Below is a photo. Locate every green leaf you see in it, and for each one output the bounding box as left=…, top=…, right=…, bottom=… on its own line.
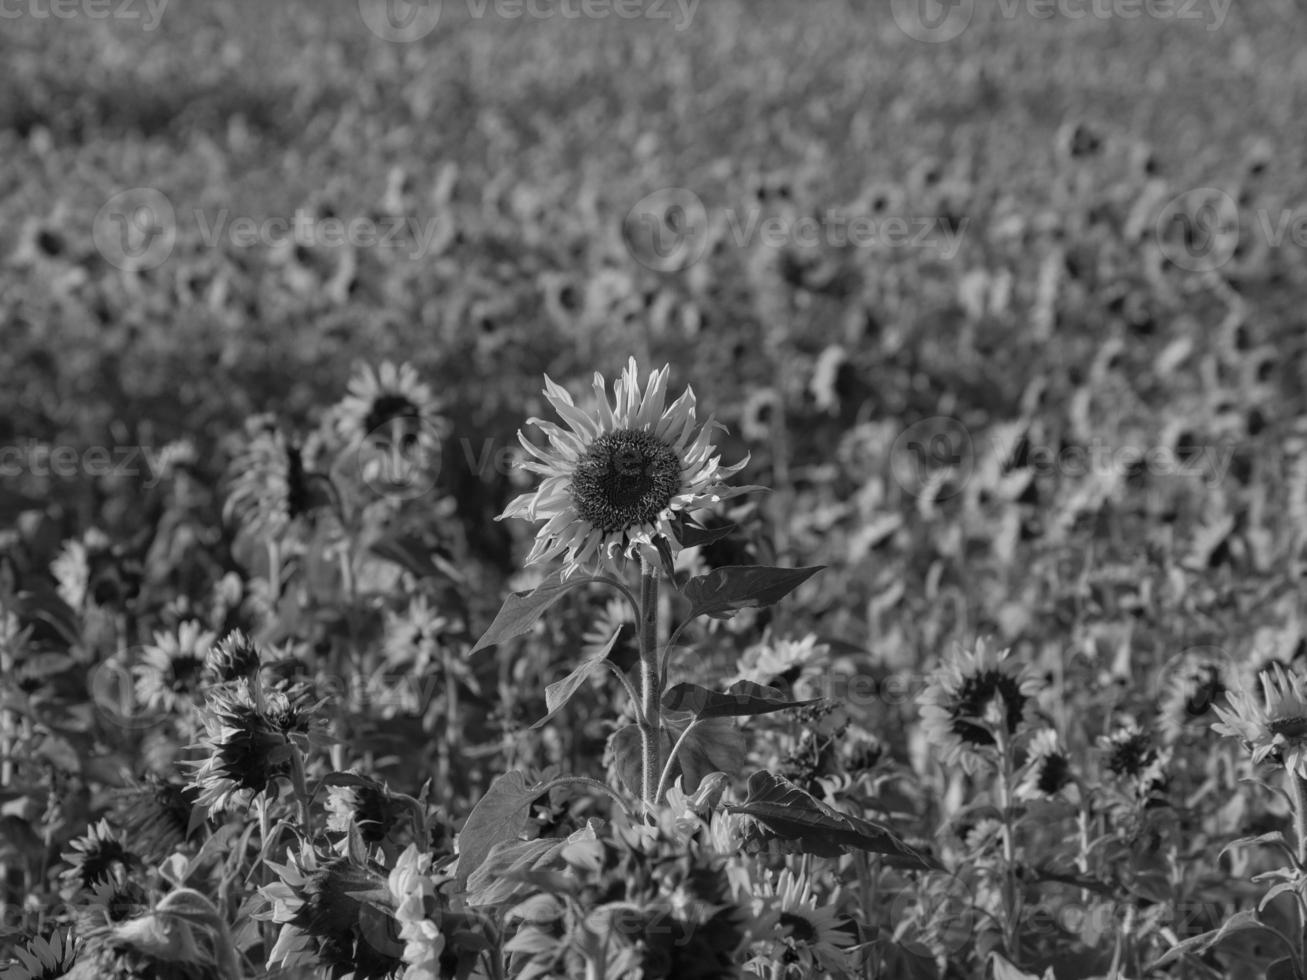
left=662, top=680, right=820, bottom=719
left=668, top=514, right=738, bottom=549
left=469, top=574, right=594, bottom=655
left=682, top=565, right=824, bottom=619
left=368, top=533, right=462, bottom=584
left=455, top=771, right=545, bottom=886
left=531, top=631, right=621, bottom=730
left=606, top=718, right=746, bottom=797
left=727, top=770, right=940, bottom=869
left=1266, top=956, right=1299, bottom=980
left=1150, top=909, right=1277, bottom=969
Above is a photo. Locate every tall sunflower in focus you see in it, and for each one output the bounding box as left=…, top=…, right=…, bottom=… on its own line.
left=1213, top=663, right=1307, bottom=777
left=499, top=358, right=748, bottom=577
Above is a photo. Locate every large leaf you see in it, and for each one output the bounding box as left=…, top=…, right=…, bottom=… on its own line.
left=455, top=771, right=545, bottom=885
left=469, top=574, right=593, bottom=655
left=531, top=631, right=621, bottom=730
left=728, top=770, right=940, bottom=869
left=682, top=565, right=824, bottom=619
left=466, top=822, right=601, bottom=908
left=607, top=717, right=747, bottom=798
left=668, top=514, right=739, bottom=549
left=662, top=680, right=819, bottom=719
left=1150, top=909, right=1276, bottom=969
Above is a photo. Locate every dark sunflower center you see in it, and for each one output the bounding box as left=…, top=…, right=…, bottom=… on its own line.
left=950, top=670, right=1026, bottom=747
left=1107, top=733, right=1155, bottom=777
left=1036, top=753, right=1073, bottom=795
left=1269, top=717, right=1307, bottom=739
left=779, top=911, right=818, bottom=945
left=1184, top=667, right=1225, bottom=717
left=570, top=428, right=682, bottom=534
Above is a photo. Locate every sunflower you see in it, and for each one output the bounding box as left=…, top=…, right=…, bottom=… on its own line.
left=1213, top=663, right=1307, bottom=777
left=223, top=418, right=323, bottom=541
left=111, top=777, right=202, bottom=863
left=334, top=361, right=444, bottom=494
left=749, top=868, right=854, bottom=977
left=187, top=683, right=322, bottom=816
left=382, top=597, right=448, bottom=674
left=732, top=633, right=830, bottom=700
left=1158, top=649, right=1235, bottom=743
left=134, top=622, right=216, bottom=716
left=0, top=929, right=78, bottom=980
left=262, top=841, right=403, bottom=980
left=1015, top=729, right=1074, bottom=801
left=1099, top=723, right=1169, bottom=797
left=60, top=820, right=139, bottom=897
left=203, top=630, right=262, bottom=686
left=498, top=358, right=749, bottom=577
left=917, top=640, right=1041, bottom=773
left=325, top=774, right=405, bottom=845
left=73, top=888, right=239, bottom=980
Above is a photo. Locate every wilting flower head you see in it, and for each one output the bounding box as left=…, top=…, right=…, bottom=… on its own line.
left=187, top=683, right=321, bottom=815
left=0, top=929, right=79, bottom=980
left=1213, top=663, right=1307, bottom=777
left=498, top=358, right=749, bottom=577
left=387, top=845, right=445, bottom=980
left=203, top=630, right=262, bottom=685
left=134, top=621, right=217, bottom=715
left=60, top=819, right=139, bottom=897
left=263, top=841, right=403, bottom=980
left=75, top=888, right=239, bottom=980
left=1015, top=729, right=1074, bottom=801
left=918, top=640, right=1041, bottom=773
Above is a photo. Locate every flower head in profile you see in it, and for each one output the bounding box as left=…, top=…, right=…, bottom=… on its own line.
left=60, top=819, right=139, bottom=897
left=387, top=845, right=446, bottom=980
left=1213, top=663, right=1307, bottom=777
left=325, top=773, right=405, bottom=845
left=498, top=358, right=749, bottom=577
left=111, top=776, right=202, bottom=863
left=203, top=630, right=262, bottom=686
left=224, top=417, right=325, bottom=541
left=918, top=640, right=1041, bottom=773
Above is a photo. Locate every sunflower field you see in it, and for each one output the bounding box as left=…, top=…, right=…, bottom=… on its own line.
left=3, top=1, right=1307, bottom=978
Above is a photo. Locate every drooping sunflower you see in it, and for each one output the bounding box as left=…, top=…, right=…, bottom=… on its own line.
left=203, top=630, right=262, bottom=686
left=1213, top=663, right=1307, bottom=777
left=917, top=640, right=1042, bottom=773
left=498, top=358, right=749, bottom=577
left=111, top=776, right=202, bottom=863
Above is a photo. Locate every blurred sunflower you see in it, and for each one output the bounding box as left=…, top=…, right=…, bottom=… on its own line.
left=111, top=777, right=202, bottom=863
left=1158, top=649, right=1234, bottom=743
left=224, top=419, right=325, bottom=541
left=325, top=774, right=405, bottom=845
left=1015, top=729, right=1074, bottom=802
left=498, top=358, right=749, bottom=577
left=0, top=929, right=78, bottom=980
left=918, top=640, right=1041, bottom=773
left=60, top=820, right=139, bottom=897
left=733, top=633, right=830, bottom=699
left=750, top=868, right=854, bottom=977
left=1214, top=663, right=1307, bottom=776
left=382, top=597, right=448, bottom=674
left=202, top=630, right=261, bottom=686
left=134, top=621, right=216, bottom=715
left=71, top=887, right=239, bottom=980
left=335, top=361, right=445, bottom=493
left=1099, top=724, right=1169, bottom=796
left=187, top=683, right=322, bottom=815
left=262, top=841, right=403, bottom=980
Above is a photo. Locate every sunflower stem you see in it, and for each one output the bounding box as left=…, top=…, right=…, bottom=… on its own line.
left=637, top=564, right=662, bottom=812
left=1291, top=771, right=1307, bottom=867
left=993, top=723, right=1022, bottom=960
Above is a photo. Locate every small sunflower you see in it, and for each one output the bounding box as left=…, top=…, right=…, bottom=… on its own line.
left=187, top=683, right=322, bottom=816
left=262, top=841, right=403, bottom=980
left=1213, top=663, right=1307, bottom=777
left=134, top=621, right=216, bottom=715
left=917, top=640, right=1041, bottom=773
left=60, top=820, right=139, bottom=897
left=733, top=633, right=830, bottom=699
left=498, top=358, right=749, bottom=577
left=223, top=417, right=324, bottom=541
left=1015, top=729, right=1074, bottom=801
left=0, top=929, right=79, bottom=980
left=203, top=630, right=262, bottom=686
left=750, top=868, right=854, bottom=977
left=382, top=597, right=448, bottom=674
left=111, top=777, right=202, bottom=863
left=335, top=361, right=444, bottom=493
left=325, top=774, right=405, bottom=845
left=1158, top=649, right=1234, bottom=743
left=1099, top=724, right=1169, bottom=797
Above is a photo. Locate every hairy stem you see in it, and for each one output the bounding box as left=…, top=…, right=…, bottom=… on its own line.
left=637, top=565, right=662, bottom=810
